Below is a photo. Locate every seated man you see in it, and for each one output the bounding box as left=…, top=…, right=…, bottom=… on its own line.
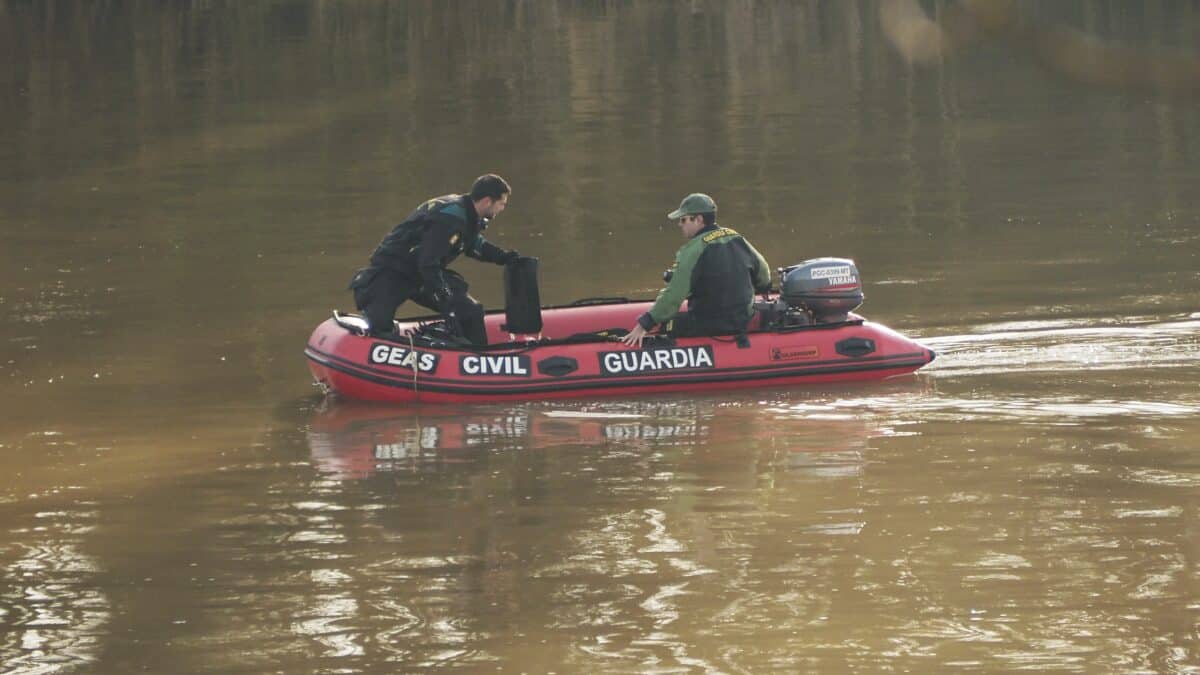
left=622, top=193, right=771, bottom=348
left=348, top=174, right=520, bottom=345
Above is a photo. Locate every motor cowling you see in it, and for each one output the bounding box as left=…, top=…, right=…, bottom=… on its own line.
left=780, top=257, right=864, bottom=323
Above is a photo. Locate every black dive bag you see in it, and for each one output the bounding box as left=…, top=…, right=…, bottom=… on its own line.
left=503, top=256, right=543, bottom=334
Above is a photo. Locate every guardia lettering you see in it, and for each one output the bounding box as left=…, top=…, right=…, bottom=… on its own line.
left=599, top=346, right=715, bottom=375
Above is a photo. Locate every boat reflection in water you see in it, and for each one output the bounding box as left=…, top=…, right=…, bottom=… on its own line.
left=304, top=381, right=931, bottom=481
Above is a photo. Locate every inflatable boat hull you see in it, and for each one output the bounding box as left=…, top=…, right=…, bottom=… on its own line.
left=304, top=299, right=934, bottom=404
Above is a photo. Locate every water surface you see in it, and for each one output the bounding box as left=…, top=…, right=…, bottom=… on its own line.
left=2, top=2, right=1199, bottom=672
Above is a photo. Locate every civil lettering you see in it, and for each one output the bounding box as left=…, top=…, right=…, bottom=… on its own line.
left=459, top=354, right=531, bottom=377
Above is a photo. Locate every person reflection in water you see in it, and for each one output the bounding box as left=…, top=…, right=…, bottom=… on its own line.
left=622, top=193, right=772, bottom=348
left=348, top=174, right=521, bottom=345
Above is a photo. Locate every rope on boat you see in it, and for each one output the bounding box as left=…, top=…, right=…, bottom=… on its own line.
left=408, top=331, right=420, bottom=402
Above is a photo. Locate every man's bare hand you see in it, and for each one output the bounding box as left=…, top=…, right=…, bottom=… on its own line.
left=621, top=324, right=649, bottom=348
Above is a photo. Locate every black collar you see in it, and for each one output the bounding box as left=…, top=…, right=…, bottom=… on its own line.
left=459, top=194, right=481, bottom=225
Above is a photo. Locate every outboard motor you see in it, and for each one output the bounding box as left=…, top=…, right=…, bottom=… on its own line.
left=780, top=257, right=864, bottom=323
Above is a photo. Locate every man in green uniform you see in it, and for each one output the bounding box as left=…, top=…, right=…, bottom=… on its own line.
left=622, top=193, right=772, bottom=348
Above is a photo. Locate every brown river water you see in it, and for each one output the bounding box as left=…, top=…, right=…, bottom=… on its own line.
left=2, top=2, right=1199, bottom=672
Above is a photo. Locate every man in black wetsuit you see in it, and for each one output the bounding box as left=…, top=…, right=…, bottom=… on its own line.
left=348, top=174, right=519, bottom=345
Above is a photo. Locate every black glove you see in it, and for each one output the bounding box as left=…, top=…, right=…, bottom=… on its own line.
left=497, top=249, right=520, bottom=265
left=430, top=286, right=452, bottom=313
left=443, top=310, right=463, bottom=338
left=662, top=268, right=674, bottom=282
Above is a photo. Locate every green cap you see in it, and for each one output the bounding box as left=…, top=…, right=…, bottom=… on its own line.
left=667, top=193, right=717, bottom=219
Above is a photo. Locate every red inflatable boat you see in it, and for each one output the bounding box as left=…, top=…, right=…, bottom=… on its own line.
left=306, top=284, right=935, bottom=406
left=305, top=258, right=935, bottom=404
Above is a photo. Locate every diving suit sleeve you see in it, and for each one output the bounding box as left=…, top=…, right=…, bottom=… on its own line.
left=468, top=235, right=510, bottom=264
left=416, top=218, right=458, bottom=296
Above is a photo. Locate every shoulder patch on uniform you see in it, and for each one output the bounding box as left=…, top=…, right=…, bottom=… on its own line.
left=702, top=227, right=738, bottom=243
left=439, top=203, right=468, bottom=222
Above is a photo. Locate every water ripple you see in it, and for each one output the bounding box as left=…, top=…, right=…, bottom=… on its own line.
left=923, top=316, right=1200, bottom=377
left=0, top=510, right=109, bottom=674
